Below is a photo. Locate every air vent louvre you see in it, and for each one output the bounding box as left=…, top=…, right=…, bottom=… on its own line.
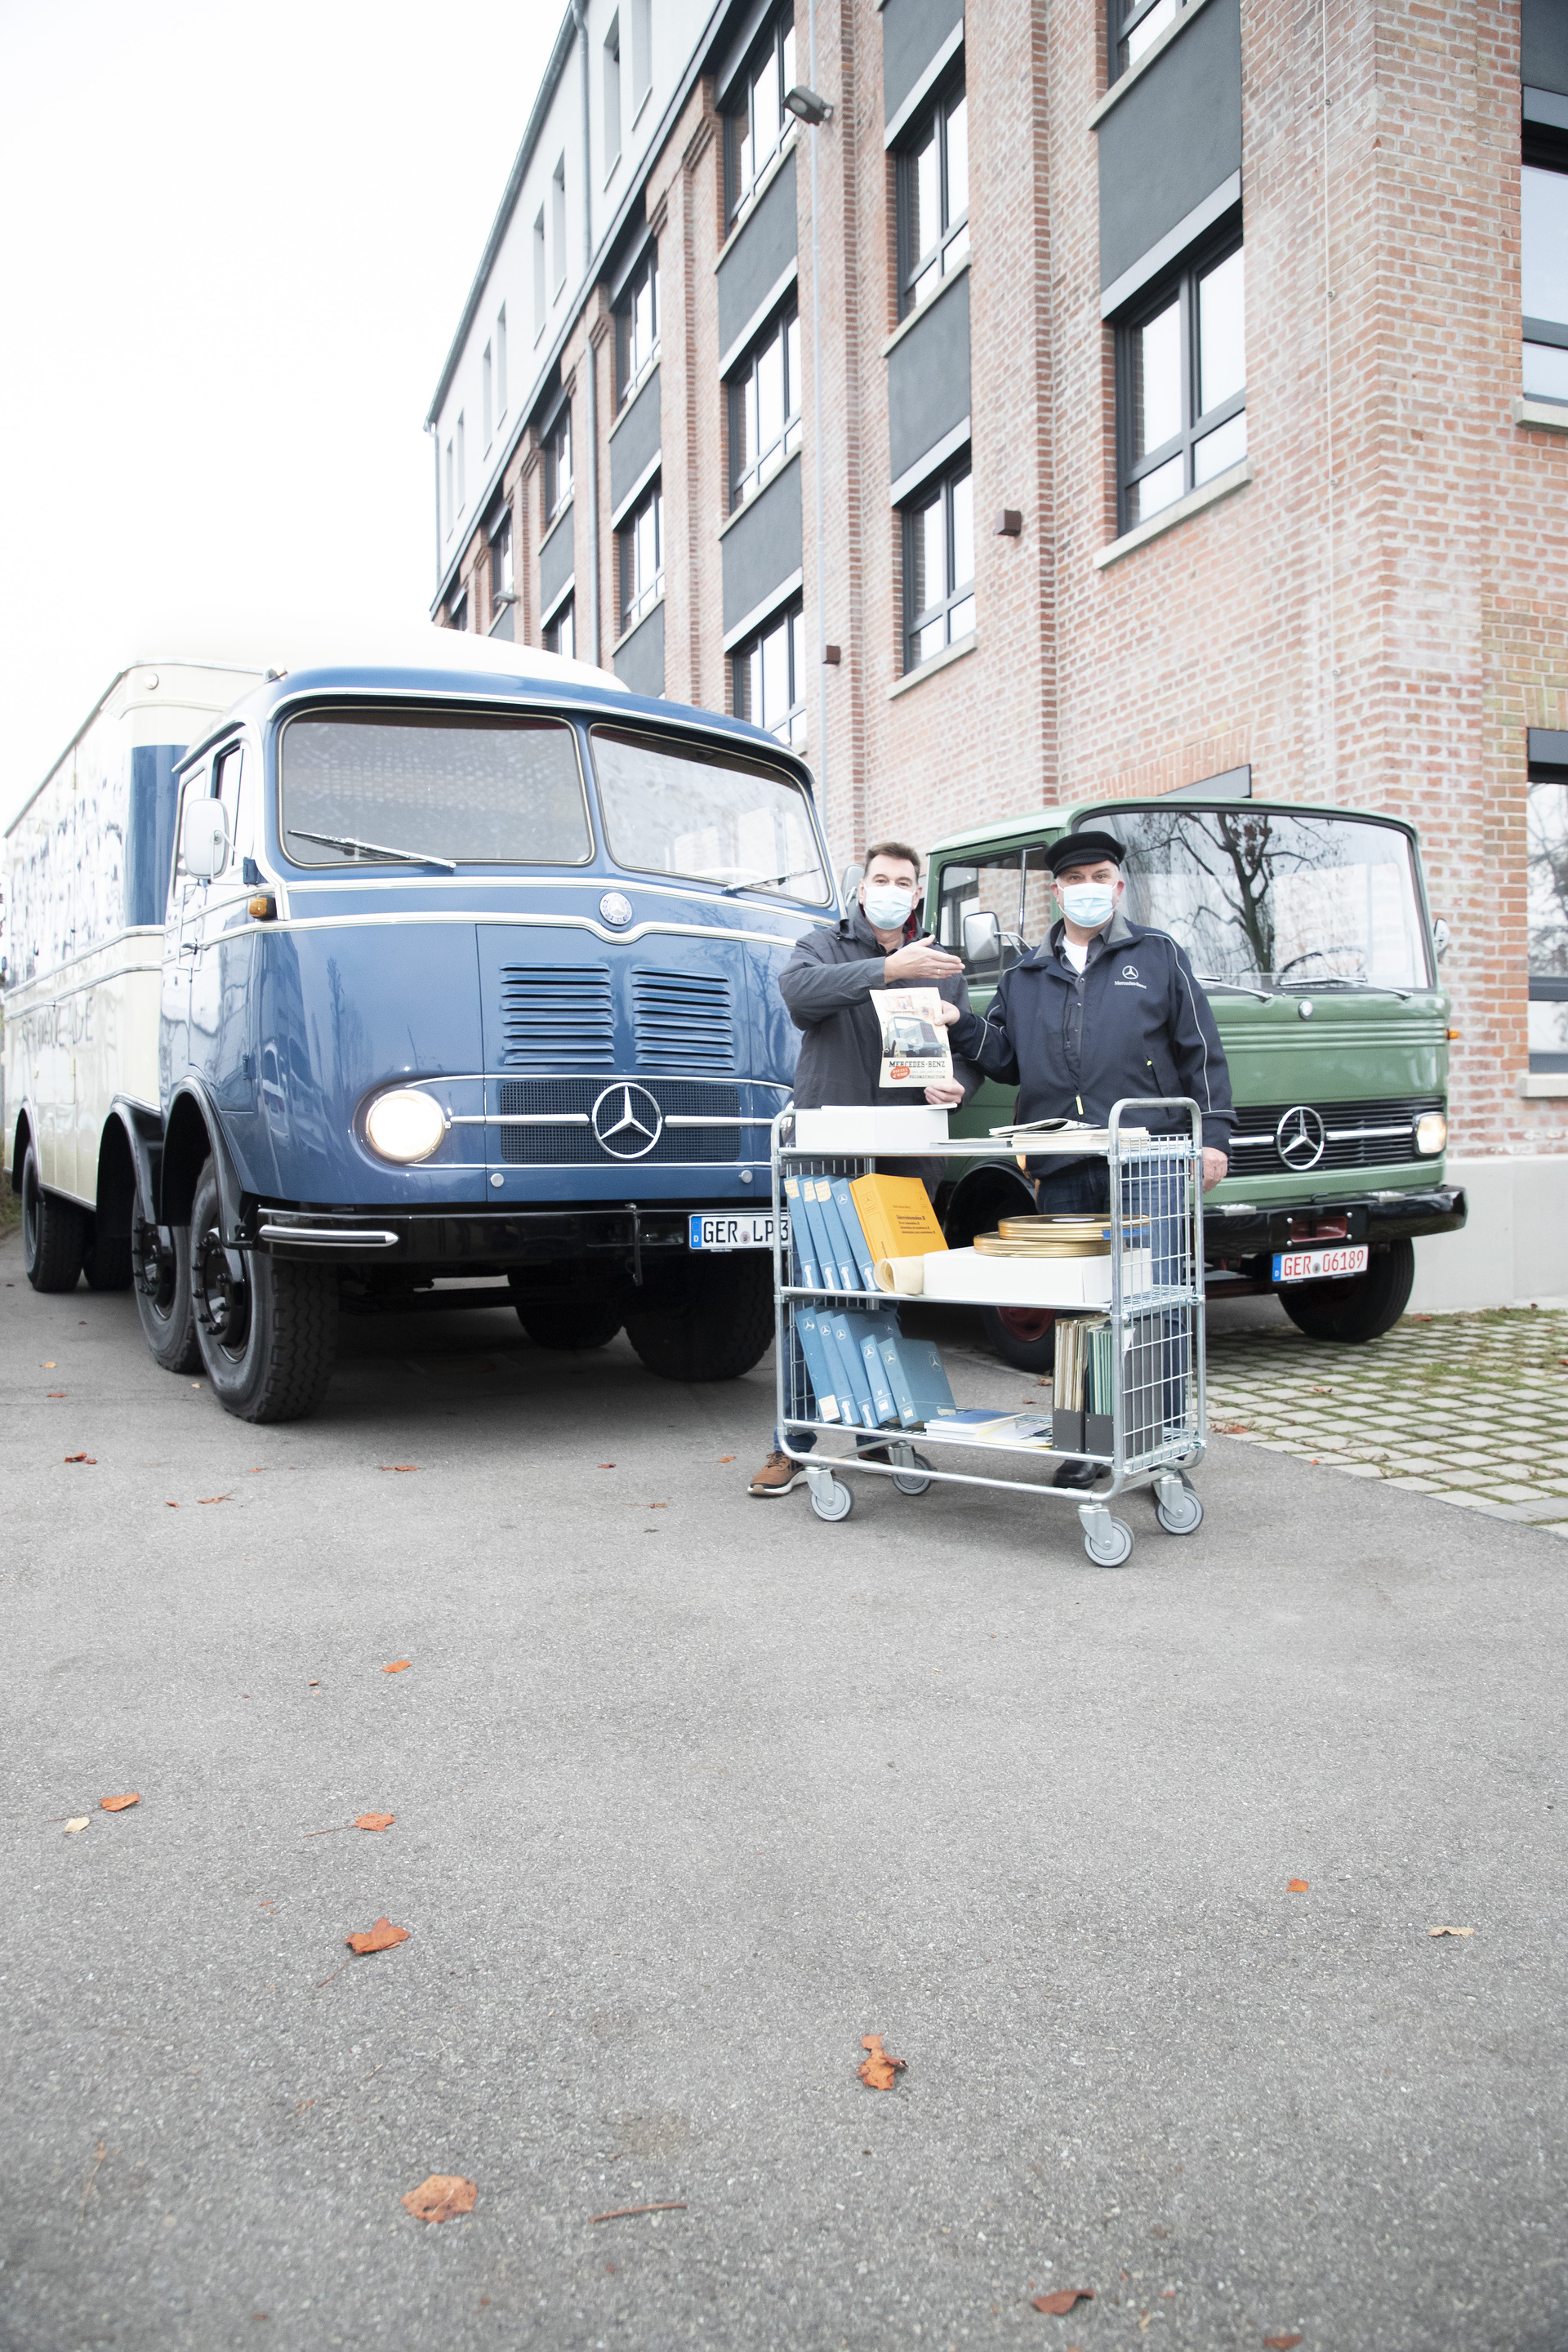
left=497, top=965, right=615, bottom=1068
left=633, top=969, right=735, bottom=1071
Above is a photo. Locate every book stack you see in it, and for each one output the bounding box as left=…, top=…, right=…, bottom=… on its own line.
left=1051, top=1316, right=1115, bottom=1458
left=925, top=1407, right=1054, bottom=1451
left=781, top=1171, right=946, bottom=1294
left=790, top=1303, right=956, bottom=1432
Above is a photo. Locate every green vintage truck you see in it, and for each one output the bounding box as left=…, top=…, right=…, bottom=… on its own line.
left=922, top=792, right=1466, bottom=1368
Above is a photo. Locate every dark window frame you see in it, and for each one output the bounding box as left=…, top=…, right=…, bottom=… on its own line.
left=1114, top=220, right=1245, bottom=536
left=1522, top=125, right=1568, bottom=406
left=726, top=301, right=802, bottom=511
left=542, top=401, right=572, bottom=522
left=615, top=243, right=660, bottom=407
left=1527, top=757, right=1568, bottom=1072
left=1108, top=0, right=1190, bottom=82
left=730, top=595, right=808, bottom=748
left=724, top=6, right=796, bottom=224
left=617, top=475, right=664, bottom=637
left=894, top=65, right=969, bottom=320
left=544, top=595, right=576, bottom=662
left=900, top=452, right=975, bottom=675
left=448, top=588, right=469, bottom=634
left=489, top=510, right=514, bottom=615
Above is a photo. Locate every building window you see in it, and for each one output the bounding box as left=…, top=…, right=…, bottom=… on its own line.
left=456, top=412, right=467, bottom=514
left=545, top=596, right=576, bottom=662
left=1109, top=0, right=1192, bottom=79
left=544, top=403, right=572, bottom=521
left=449, top=588, right=469, bottom=633
left=619, top=479, right=663, bottom=635
left=630, top=0, right=652, bottom=109
left=443, top=439, right=455, bottom=538
left=533, top=210, right=547, bottom=336
left=551, top=155, right=568, bottom=294
left=896, top=73, right=969, bottom=318
left=1523, top=134, right=1568, bottom=403
left=483, top=343, right=493, bottom=449
left=604, top=14, right=622, bottom=173
left=1529, top=769, right=1568, bottom=1071
left=902, top=457, right=974, bottom=672
left=732, top=600, right=807, bottom=747
left=1116, top=234, right=1245, bottom=532
left=616, top=246, right=660, bottom=405
left=726, top=8, right=796, bottom=222
left=490, top=512, right=514, bottom=612
left=728, top=305, right=801, bottom=509
left=496, top=305, right=508, bottom=420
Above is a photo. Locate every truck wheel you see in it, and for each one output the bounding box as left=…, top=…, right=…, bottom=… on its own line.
left=189, top=1162, right=339, bottom=1421
left=83, top=1216, right=135, bottom=1292
left=981, top=1303, right=1057, bottom=1373
left=516, top=1300, right=624, bottom=1350
left=134, top=1214, right=201, bottom=1372
left=624, top=1252, right=773, bottom=1382
left=1278, top=1238, right=1414, bottom=1344
left=20, top=1142, right=86, bottom=1293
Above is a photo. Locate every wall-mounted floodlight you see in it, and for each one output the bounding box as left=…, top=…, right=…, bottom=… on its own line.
left=784, top=84, right=833, bottom=124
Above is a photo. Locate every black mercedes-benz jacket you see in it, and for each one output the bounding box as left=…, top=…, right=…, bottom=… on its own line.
left=949, top=911, right=1236, bottom=1165
left=777, top=908, right=982, bottom=1181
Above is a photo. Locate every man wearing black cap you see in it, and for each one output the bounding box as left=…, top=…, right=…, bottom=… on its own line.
left=948, top=829, right=1235, bottom=1482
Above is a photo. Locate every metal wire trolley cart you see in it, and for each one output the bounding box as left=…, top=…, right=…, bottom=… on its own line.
left=769, top=1098, right=1208, bottom=1567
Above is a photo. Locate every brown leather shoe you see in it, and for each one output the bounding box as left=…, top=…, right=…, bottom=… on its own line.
left=748, top=1449, right=809, bottom=1497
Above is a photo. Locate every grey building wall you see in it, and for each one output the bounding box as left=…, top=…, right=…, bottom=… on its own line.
left=1096, top=0, right=1242, bottom=293
left=888, top=267, right=971, bottom=489
left=717, top=152, right=799, bottom=364
left=882, top=0, right=964, bottom=125
left=610, top=367, right=662, bottom=517
left=613, top=598, right=666, bottom=697
left=720, top=452, right=803, bottom=636
left=539, top=503, right=575, bottom=614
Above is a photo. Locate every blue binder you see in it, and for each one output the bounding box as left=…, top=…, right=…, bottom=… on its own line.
left=829, top=1177, right=878, bottom=1289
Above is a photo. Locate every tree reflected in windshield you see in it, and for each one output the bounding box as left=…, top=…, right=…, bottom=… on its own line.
left=1080, top=807, right=1431, bottom=987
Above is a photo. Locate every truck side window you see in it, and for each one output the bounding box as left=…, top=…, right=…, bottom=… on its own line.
left=214, top=744, right=248, bottom=875
left=938, top=852, right=1026, bottom=981
left=168, top=764, right=208, bottom=911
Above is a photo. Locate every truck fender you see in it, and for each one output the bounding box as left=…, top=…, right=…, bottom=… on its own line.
left=161, top=1084, right=248, bottom=1278
left=942, top=1160, right=1039, bottom=1248
left=105, top=1099, right=165, bottom=1228
left=11, top=1097, right=40, bottom=1192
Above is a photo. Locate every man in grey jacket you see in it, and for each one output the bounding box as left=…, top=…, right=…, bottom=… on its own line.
left=748, top=840, right=980, bottom=1497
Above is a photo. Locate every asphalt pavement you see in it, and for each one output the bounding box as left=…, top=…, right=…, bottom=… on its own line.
left=2, top=1237, right=1565, bottom=2352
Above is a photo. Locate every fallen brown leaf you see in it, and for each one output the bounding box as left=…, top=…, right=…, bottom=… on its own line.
left=1287, top=1878, right=1310, bottom=1892
left=64, top=1454, right=96, bottom=1464
left=345, top=1916, right=410, bottom=1955
left=858, top=2034, right=906, bottom=2091
left=1032, top=2287, right=1094, bottom=2315
left=165, top=1502, right=179, bottom=1509
left=401, top=2174, right=476, bottom=2223
left=100, top=1793, right=140, bottom=1812
left=43, top=1361, right=56, bottom=1368
left=718, top=1455, right=736, bottom=1462
left=1263, top=2336, right=1303, bottom=2350
left=355, top=1813, right=395, bottom=1832
left=598, top=1462, right=616, bottom=1468
left=63, top=1817, right=89, bottom=1834
left=198, top=1494, right=232, bottom=1505
left=47, top=1392, right=66, bottom=1399
left=590, top=2201, right=688, bottom=2222
left=381, top=1464, right=418, bottom=1472
left=1428, top=1924, right=1474, bottom=1938
left=383, top=1659, right=412, bottom=1673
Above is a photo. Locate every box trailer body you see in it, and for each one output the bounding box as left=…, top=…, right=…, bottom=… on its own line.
left=6, top=645, right=835, bottom=1419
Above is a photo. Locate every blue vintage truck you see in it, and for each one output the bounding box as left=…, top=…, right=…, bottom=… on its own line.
left=4, top=642, right=832, bottom=1421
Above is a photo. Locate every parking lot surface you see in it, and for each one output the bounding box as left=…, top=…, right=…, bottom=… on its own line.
left=2, top=1240, right=1566, bottom=2352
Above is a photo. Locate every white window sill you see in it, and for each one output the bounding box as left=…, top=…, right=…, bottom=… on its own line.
left=880, top=255, right=972, bottom=359
left=888, top=630, right=977, bottom=700
left=1087, top=0, right=1223, bottom=127
left=1519, top=1071, right=1568, bottom=1096
left=1512, top=396, right=1568, bottom=431
left=616, top=589, right=665, bottom=652
left=1094, top=457, right=1253, bottom=569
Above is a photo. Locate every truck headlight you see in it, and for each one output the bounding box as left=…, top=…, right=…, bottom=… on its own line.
left=1414, top=1111, right=1447, bottom=1156
left=365, top=1088, right=446, bottom=1164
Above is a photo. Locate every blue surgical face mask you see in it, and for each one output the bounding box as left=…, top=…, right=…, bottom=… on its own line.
left=1058, top=880, right=1116, bottom=930
left=862, top=884, right=915, bottom=930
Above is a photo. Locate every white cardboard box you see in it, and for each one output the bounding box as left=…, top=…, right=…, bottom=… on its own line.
left=791, top=1104, right=951, bottom=1154
left=921, top=1245, right=1151, bottom=1306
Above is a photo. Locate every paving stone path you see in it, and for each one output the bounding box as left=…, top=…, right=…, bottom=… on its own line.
left=1205, top=1304, right=1568, bottom=1533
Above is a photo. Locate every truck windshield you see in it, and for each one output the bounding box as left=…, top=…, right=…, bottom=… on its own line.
left=1081, top=806, right=1432, bottom=989
left=590, top=726, right=829, bottom=902
left=280, top=710, right=592, bottom=867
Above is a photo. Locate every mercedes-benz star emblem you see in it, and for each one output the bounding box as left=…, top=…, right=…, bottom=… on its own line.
left=1276, top=1104, right=1326, bottom=1170
left=599, top=891, right=634, bottom=928
left=591, top=1082, right=663, bottom=1159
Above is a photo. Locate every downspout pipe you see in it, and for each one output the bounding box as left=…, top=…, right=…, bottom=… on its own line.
left=806, top=2, right=830, bottom=852
left=574, top=0, right=602, bottom=666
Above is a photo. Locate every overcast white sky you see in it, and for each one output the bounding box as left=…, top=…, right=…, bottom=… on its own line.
left=0, top=0, right=559, bottom=826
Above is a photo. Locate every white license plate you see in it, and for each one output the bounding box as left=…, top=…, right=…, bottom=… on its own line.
left=688, top=1212, right=787, bottom=1253
left=1272, top=1243, right=1370, bottom=1283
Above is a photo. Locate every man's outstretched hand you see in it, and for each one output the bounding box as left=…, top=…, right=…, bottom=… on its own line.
left=882, top=941, right=964, bottom=982
left=924, top=1081, right=966, bottom=1106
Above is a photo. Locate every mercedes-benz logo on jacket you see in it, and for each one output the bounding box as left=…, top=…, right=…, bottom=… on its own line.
left=592, top=1082, right=663, bottom=1158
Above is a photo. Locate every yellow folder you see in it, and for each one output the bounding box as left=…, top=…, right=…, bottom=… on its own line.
left=849, top=1172, right=947, bottom=1263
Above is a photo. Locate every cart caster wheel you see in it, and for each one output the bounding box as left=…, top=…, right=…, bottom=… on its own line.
left=808, top=1472, right=854, bottom=1523
left=1080, top=1510, right=1134, bottom=1569
left=890, top=1446, right=933, bottom=1497
left=1154, top=1471, right=1204, bottom=1537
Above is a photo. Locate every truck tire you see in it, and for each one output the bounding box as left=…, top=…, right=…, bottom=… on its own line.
left=83, top=1216, right=135, bottom=1292
left=516, top=1300, right=624, bottom=1350
left=20, top=1142, right=87, bottom=1293
left=624, top=1251, right=773, bottom=1382
left=1278, top=1237, right=1414, bottom=1344
left=981, top=1303, right=1057, bottom=1373
left=134, top=1213, right=201, bottom=1372
left=189, top=1162, right=339, bottom=1421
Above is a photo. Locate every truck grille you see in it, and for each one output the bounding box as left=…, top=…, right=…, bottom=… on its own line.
left=496, top=965, right=615, bottom=1068
left=494, top=1077, right=743, bottom=1165
left=633, top=969, right=736, bottom=1071
left=1228, top=1094, right=1444, bottom=1177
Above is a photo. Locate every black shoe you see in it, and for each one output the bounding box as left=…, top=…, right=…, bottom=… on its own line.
left=1053, top=1458, right=1104, bottom=1490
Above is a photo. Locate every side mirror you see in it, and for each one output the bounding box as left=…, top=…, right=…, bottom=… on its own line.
left=1432, top=915, right=1450, bottom=961
left=963, top=908, right=1002, bottom=964
left=182, top=796, right=229, bottom=881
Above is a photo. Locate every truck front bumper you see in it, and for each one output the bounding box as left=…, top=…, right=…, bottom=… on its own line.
left=250, top=1200, right=706, bottom=1272
left=1204, top=1185, right=1466, bottom=1280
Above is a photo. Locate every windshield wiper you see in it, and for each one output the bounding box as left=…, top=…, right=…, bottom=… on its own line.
left=1276, top=976, right=1414, bottom=1001
left=718, top=865, right=820, bottom=897
left=288, top=828, right=457, bottom=873
left=1197, top=976, right=1274, bottom=1001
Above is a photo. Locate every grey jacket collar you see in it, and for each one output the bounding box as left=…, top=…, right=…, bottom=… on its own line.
left=1040, top=906, right=1134, bottom=969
